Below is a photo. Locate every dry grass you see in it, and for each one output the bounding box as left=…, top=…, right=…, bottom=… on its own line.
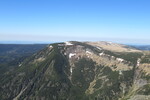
left=139, top=64, right=150, bottom=75
left=86, top=41, right=141, bottom=52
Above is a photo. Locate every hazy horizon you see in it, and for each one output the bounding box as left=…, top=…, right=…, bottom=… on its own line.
left=0, top=39, right=150, bottom=45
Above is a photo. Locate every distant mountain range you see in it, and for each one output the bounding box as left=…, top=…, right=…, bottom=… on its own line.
left=130, top=45, right=150, bottom=50
left=0, top=41, right=150, bottom=100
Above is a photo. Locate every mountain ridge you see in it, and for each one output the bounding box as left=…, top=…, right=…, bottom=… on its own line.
left=0, top=41, right=150, bottom=100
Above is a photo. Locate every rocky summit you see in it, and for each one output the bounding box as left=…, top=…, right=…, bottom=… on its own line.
left=0, top=41, right=150, bottom=100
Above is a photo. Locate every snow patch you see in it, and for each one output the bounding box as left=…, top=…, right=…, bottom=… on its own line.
left=96, top=47, right=102, bottom=50
left=64, top=52, right=67, bottom=55
left=111, top=56, right=115, bottom=58
left=86, top=50, right=92, bottom=54
left=108, top=42, right=112, bottom=44
left=49, top=45, right=53, bottom=48
left=69, top=53, right=76, bottom=58
left=117, top=58, right=124, bottom=62
left=119, top=70, right=123, bottom=75
left=99, top=52, right=104, bottom=56
left=70, top=67, right=73, bottom=74
left=137, top=61, right=140, bottom=66
left=19, top=64, right=22, bottom=67
left=137, top=59, right=140, bottom=66
left=65, top=42, right=73, bottom=46
left=58, top=44, right=64, bottom=46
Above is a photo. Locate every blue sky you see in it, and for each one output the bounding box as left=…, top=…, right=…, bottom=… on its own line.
left=0, top=0, right=150, bottom=44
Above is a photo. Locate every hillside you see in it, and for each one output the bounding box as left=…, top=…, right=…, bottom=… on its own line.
left=131, top=45, right=150, bottom=51
left=0, top=44, right=47, bottom=76
left=0, top=41, right=150, bottom=100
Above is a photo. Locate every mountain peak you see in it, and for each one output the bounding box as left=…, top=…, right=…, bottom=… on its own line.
left=0, top=41, right=150, bottom=100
